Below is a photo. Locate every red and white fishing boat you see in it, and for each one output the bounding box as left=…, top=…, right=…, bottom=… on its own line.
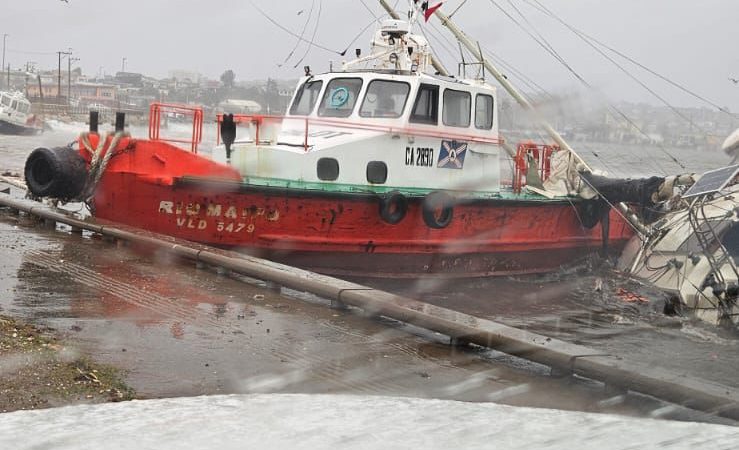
left=23, top=7, right=638, bottom=277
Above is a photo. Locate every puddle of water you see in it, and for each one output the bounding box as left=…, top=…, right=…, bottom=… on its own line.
left=2, top=216, right=733, bottom=423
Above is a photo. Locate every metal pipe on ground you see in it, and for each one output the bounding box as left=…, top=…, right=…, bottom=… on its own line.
left=0, top=192, right=738, bottom=421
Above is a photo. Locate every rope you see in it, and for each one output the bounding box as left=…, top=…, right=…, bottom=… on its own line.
left=81, top=131, right=127, bottom=202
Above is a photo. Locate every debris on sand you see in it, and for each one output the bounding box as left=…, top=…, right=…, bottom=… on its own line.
left=0, top=315, right=135, bottom=413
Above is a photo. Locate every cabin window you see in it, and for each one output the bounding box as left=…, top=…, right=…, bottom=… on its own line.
left=475, top=94, right=494, bottom=129
left=317, top=157, right=340, bottom=181
left=721, top=223, right=739, bottom=264
left=443, top=89, right=471, bottom=127
left=677, top=219, right=731, bottom=254
left=10, top=100, right=17, bottom=110
left=18, top=103, right=30, bottom=114
left=0, top=96, right=10, bottom=107
left=366, top=161, right=388, bottom=184
left=318, top=78, right=363, bottom=118
left=359, top=80, right=410, bottom=118
left=289, top=80, right=324, bottom=116
left=409, top=84, right=439, bottom=125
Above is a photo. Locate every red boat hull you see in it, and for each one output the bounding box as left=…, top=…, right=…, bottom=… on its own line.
left=88, top=138, right=633, bottom=277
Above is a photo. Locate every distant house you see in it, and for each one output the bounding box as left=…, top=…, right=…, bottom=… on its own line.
left=26, top=83, right=62, bottom=99
left=115, top=71, right=144, bottom=87
left=218, top=99, right=262, bottom=114
left=200, top=79, right=221, bottom=90
left=169, top=70, right=202, bottom=85
left=73, top=82, right=117, bottom=107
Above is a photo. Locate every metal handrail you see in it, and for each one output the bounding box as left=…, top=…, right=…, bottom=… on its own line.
left=215, top=113, right=504, bottom=152
left=148, top=102, right=204, bottom=153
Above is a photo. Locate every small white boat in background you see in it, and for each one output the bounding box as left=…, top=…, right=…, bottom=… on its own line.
left=0, top=91, right=43, bottom=136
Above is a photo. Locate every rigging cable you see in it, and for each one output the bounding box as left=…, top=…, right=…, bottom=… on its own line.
left=487, top=0, right=663, bottom=175
left=293, top=0, right=324, bottom=68
left=515, top=0, right=708, bottom=138
left=248, top=0, right=343, bottom=55
left=359, top=0, right=380, bottom=18
left=488, top=0, right=591, bottom=87
left=460, top=2, right=653, bottom=176
left=516, top=0, right=698, bottom=170
left=338, top=16, right=386, bottom=59
left=524, top=0, right=734, bottom=119
left=488, top=0, right=679, bottom=172
left=420, top=22, right=472, bottom=74
left=427, top=4, right=624, bottom=174
left=279, top=0, right=317, bottom=66
left=425, top=17, right=549, bottom=99
left=448, top=0, right=470, bottom=19
left=483, top=48, right=555, bottom=101
left=425, top=9, right=557, bottom=100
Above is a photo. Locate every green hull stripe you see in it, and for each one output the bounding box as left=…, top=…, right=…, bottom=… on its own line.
left=242, top=176, right=567, bottom=201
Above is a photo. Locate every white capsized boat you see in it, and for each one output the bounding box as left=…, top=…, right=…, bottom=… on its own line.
left=0, top=91, right=42, bottom=135
left=618, top=160, right=739, bottom=327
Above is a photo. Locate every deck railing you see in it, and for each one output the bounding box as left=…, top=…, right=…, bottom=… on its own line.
left=148, top=102, right=204, bottom=153
left=513, top=142, right=559, bottom=193
left=215, top=114, right=504, bottom=152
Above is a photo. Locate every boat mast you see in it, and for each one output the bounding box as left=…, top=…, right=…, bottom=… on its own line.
left=425, top=4, right=650, bottom=237
left=431, top=8, right=592, bottom=172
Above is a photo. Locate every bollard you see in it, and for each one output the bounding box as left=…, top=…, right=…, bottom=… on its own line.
left=330, top=298, right=348, bottom=310
left=89, top=111, right=99, bottom=133
left=605, top=383, right=628, bottom=396
left=550, top=367, right=572, bottom=379
left=450, top=337, right=471, bottom=348
left=115, top=112, right=126, bottom=132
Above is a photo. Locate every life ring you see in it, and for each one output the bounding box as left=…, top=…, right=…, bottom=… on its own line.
left=422, top=191, right=454, bottom=229
left=577, top=199, right=604, bottom=229
left=329, top=87, right=349, bottom=108
left=379, top=190, right=408, bottom=225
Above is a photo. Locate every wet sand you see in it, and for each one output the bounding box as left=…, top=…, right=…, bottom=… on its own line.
left=0, top=315, right=133, bottom=412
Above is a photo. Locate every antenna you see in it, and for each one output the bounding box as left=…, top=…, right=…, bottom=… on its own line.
left=378, top=0, right=449, bottom=76
left=477, top=41, right=486, bottom=81
left=457, top=42, right=466, bottom=78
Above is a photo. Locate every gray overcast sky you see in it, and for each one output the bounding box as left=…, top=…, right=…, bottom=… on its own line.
left=3, top=0, right=739, bottom=111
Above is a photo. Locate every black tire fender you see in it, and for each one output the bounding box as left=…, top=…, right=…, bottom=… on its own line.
left=24, top=146, right=87, bottom=200
left=422, top=191, right=454, bottom=229
left=379, top=190, right=408, bottom=225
